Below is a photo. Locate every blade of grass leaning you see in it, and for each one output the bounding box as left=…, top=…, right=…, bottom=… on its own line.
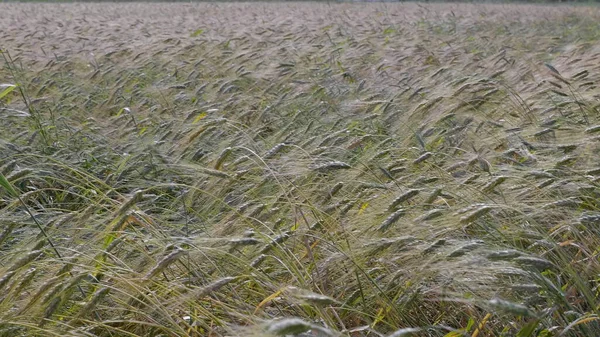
left=0, top=172, right=85, bottom=296
left=0, top=172, right=59, bottom=256
left=0, top=83, right=17, bottom=100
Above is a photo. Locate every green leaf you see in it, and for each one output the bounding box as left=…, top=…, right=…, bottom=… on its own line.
left=0, top=84, right=17, bottom=100
left=537, top=329, right=552, bottom=337
left=466, top=317, right=475, bottom=332
left=516, top=320, right=540, bottom=337
left=383, top=27, right=396, bottom=35
left=443, top=331, right=464, bottom=337
left=191, top=29, right=204, bottom=37
left=116, top=107, right=130, bottom=117
left=0, top=172, right=18, bottom=197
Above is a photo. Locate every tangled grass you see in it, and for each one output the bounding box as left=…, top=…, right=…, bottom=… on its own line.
left=1, top=2, right=600, bottom=336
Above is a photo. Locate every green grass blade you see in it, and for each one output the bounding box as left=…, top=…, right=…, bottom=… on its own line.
left=0, top=83, right=17, bottom=100
left=0, top=172, right=18, bottom=197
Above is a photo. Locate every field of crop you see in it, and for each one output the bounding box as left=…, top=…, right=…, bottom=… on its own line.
left=1, top=2, right=600, bottom=336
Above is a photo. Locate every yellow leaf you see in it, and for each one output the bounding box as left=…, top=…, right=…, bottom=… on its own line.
left=371, top=307, right=386, bottom=328
left=559, top=240, right=575, bottom=247
left=291, top=222, right=299, bottom=231
left=358, top=202, right=369, bottom=215
left=571, top=316, right=599, bottom=327
left=472, top=313, right=492, bottom=337
left=254, top=289, right=282, bottom=314
left=192, top=112, right=208, bottom=124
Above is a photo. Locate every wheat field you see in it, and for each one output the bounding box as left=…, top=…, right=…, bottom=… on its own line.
left=1, top=2, right=600, bottom=336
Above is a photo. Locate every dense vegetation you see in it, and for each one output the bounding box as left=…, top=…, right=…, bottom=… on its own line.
left=1, top=2, right=600, bottom=336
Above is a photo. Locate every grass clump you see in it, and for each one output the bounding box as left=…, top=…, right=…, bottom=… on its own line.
left=1, top=2, right=600, bottom=336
